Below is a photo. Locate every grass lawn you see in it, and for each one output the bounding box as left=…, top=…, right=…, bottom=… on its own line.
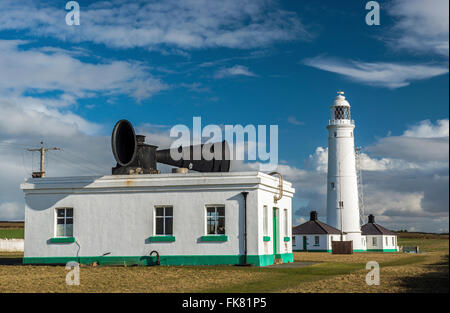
left=0, top=228, right=24, bottom=239
left=0, top=235, right=447, bottom=293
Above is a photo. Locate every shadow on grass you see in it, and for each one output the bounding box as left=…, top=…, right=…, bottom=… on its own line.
left=396, top=254, right=449, bottom=293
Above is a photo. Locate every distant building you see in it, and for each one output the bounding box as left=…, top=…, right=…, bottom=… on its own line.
left=292, top=211, right=398, bottom=253
left=21, top=172, right=295, bottom=266
left=362, top=215, right=398, bottom=252
left=292, top=211, right=342, bottom=252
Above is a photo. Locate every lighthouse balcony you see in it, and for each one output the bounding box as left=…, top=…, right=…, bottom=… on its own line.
left=328, top=119, right=355, bottom=126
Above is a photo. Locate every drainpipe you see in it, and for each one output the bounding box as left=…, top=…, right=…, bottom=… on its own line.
left=241, top=192, right=249, bottom=265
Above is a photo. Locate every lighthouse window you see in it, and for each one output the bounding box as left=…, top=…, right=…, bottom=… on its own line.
left=335, top=106, right=350, bottom=119
left=206, top=206, right=225, bottom=235
left=334, top=132, right=337, bottom=137
left=155, top=206, right=173, bottom=235
left=331, top=182, right=335, bottom=190
left=55, top=208, right=73, bottom=237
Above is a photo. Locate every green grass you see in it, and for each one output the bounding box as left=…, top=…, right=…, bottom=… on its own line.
left=0, top=228, right=24, bottom=239
left=398, top=237, right=448, bottom=252
left=199, top=262, right=364, bottom=292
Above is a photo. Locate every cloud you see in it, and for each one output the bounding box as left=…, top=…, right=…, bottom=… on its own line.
left=214, top=65, right=258, bottom=79
left=387, top=0, right=449, bottom=56
left=287, top=116, right=304, bottom=126
left=0, top=0, right=310, bottom=51
left=0, top=40, right=168, bottom=102
left=303, top=56, right=448, bottom=88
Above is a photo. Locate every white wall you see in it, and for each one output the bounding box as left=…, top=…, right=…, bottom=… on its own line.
left=0, top=239, right=24, bottom=252
left=22, top=172, right=294, bottom=259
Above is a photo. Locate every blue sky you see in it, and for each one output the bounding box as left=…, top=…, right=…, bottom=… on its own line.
left=0, top=0, right=448, bottom=232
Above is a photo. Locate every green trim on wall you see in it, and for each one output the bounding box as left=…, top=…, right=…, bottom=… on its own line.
left=200, top=235, right=228, bottom=242
left=294, top=249, right=331, bottom=252
left=23, top=253, right=295, bottom=267
left=49, top=237, right=76, bottom=243
left=283, top=237, right=290, bottom=242
left=367, top=249, right=398, bottom=252
left=263, top=236, right=271, bottom=242
left=148, top=235, right=176, bottom=242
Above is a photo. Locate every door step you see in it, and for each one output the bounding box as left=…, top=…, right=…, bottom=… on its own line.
left=274, top=258, right=283, bottom=265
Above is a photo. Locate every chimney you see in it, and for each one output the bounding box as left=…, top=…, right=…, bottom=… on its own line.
left=368, top=214, right=375, bottom=224
left=310, top=211, right=318, bottom=221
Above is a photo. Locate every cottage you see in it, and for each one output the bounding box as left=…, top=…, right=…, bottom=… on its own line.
left=362, top=215, right=398, bottom=252
left=292, top=211, right=343, bottom=252
left=21, top=171, right=295, bottom=266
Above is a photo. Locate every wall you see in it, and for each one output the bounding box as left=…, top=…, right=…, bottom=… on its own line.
left=22, top=172, right=295, bottom=265
left=0, top=239, right=24, bottom=252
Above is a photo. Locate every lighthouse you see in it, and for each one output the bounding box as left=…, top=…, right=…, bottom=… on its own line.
left=326, top=92, right=365, bottom=251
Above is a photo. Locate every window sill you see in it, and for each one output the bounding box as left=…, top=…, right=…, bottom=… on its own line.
left=263, top=236, right=271, bottom=242
left=284, top=237, right=290, bottom=242
left=313, top=244, right=320, bottom=246
left=201, top=235, right=228, bottom=242
left=149, top=235, right=176, bottom=242
left=49, top=237, right=76, bottom=243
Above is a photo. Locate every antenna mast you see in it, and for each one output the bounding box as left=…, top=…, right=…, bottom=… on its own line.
left=27, top=142, right=60, bottom=178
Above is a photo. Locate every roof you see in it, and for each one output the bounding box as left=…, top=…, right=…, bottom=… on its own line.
left=292, top=220, right=341, bottom=235
left=361, top=223, right=396, bottom=236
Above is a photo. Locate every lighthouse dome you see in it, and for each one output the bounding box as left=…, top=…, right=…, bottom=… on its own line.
left=330, top=92, right=350, bottom=108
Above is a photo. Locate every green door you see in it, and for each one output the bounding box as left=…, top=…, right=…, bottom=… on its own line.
left=273, top=208, right=278, bottom=255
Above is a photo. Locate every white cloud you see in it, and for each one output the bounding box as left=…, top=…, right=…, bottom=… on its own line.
left=287, top=116, right=304, bottom=126
left=214, top=65, right=258, bottom=79
left=387, top=0, right=449, bottom=56
left=303, top=56, right=448, bottom=88
left=403, top=119, right=449, bottom=138
left=0, top=40, right=168, bottom=102
left=0, top=0, right=310, bottom=51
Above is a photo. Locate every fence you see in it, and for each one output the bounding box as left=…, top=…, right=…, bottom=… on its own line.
left=0, top=239, right=24, bottom=252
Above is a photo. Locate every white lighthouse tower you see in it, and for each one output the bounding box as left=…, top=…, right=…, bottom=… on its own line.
left=326, top=92, right=365, bottom=251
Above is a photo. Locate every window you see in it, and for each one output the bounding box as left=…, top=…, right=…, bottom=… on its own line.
left=263, top=205, right=268, bottom=236
left=155, top=206, right=173, bottom=235
left=314, top=236, right=320, bottom=245
left=372, top=237, right=377, bottom=246
left=350, top=132, right=353, bottom=137
left=331, top=182, right=335, bottom=190
left=206, top=206, right=225, bottom=235
left=385, top=237, right=388, bottom=246
left=292, top=236, right=296, bottom=245
left=334, top=132, right=337, bottom=137
left=56, top=208, right=73, bottom=237
left=284, top=209, right=289, bottom=237
left=392, top=237, right=395, bottom=246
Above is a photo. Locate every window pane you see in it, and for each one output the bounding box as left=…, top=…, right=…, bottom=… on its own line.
left=217, top=217, right=225, bottom=234
left=156, top=207, right=164, bottom=216
left=155, top=217, right=164, bottom=235
left=165, top=207, right=173, bottom=216
left=57, top=209, right=65, bottom=218
left=207, top=218, right=216, bottom=234
left=66, top=209, right=73, bottom=217
left=56, top=224, right=65, bottom=236
left=65, top=224, right=73, bottom=237
left=207, top=207, right=215, bottom=214
left=66, top=217, right=73, bottom=224
left=217, top=207, right=225, bottom=216
left=165, top=217, right=173, bottom=235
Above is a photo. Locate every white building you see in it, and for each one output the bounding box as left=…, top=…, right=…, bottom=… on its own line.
left=362, top=215, right=398, bottom=252
left=292, top=211, right=343, bottom=252
left=326, top=92, right=365, bottom=251
left=21, top=171, right=295, bottom=266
